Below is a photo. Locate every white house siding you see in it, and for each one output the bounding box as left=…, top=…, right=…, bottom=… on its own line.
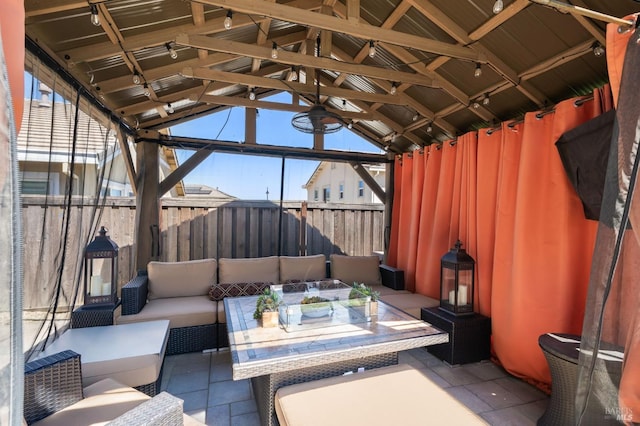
left=304, top=162, right=384, bottom=204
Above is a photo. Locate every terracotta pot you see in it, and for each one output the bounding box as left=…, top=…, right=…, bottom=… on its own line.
left=261, top=311, right=279, bottom=328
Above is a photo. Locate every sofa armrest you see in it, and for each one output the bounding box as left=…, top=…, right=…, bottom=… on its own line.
left=121, top=271, right=148, bottom=315
left=106, top=391, right=184, bottom=426
left=379, top=264, right=405, bottom=290
left=24, top=350, right=84, bottom=425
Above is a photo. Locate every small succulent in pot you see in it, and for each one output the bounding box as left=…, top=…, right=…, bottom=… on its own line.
left=253, top=288, right=281, bottom=320
left=349, top=282, right=380, bottom=303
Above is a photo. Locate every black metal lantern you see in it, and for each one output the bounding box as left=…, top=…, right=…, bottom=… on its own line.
left=84, top=226, right=119, bottom=306
left=439, top=240, right=475, bottom=316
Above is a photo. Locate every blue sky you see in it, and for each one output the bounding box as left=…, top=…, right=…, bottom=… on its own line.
left=171, top=92, right=380, bottom=200
left=25, top=74, right=379, bottom=200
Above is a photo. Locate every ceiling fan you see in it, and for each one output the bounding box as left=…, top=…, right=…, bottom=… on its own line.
left=291, top=37, right=344, bottom=135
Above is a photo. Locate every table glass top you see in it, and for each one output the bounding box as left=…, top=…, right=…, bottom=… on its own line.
left=224, top=291, right=448, bottom=379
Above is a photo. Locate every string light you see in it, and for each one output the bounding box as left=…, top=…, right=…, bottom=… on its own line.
left=412, top=113, right=419, bottom=122
left=90, top=4, right=100, bottom=26
left=143, top=83, right=150, bottom=97
left=368, top=41, right=376, bottom=58
left=493, top=0, right=504, bottom=14
left=347, top=122, right=353, bottom=129
left=389, top=83, right=397, bottom=95
left=271, top=42, right=278, bottom=59
left=592, top=42, right=605, bottom=57
left=224, top=10, right=233, bottom=30
left=290, top=66, right=298, bottom=81
left=426, top=123, right=433, bottom=133
left=166, top=103, right=174, bottom=114
left=472, top=101, right=480, bottom=109
left=249, top=88, right=256, bottom=101
left=165, top=43, right=178, bottom=60
left=482, top=93, right=490, bottom=106
left=474, top=63, right=482, bottom=78
left=132, top=70, right=141, bottom=85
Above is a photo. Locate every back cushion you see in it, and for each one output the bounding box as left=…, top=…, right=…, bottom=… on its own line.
left=330, top=254, right=381, bottom=286
left=218, top=256, right=280, bottom=284
left=279, top=255, right=327, bottom=282
left=147, top=259, right=217, bottom=300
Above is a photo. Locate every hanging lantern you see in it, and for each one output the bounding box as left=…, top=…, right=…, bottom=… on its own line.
left=439, top=240, right=475, bottom=316
left=83, top=226, right=119, bottom=306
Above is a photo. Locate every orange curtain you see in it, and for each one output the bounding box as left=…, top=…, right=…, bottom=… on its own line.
left=389, top=94, right=609, bottom=384
left=386, top=156, right=403, bottom=267
left=415, top=145, right=443, bottom=295
left=1, top=0, right=24, bottom=133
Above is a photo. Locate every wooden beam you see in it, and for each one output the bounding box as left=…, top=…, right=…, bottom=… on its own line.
left=176, top=34, right=438, bottom=89
left=25, top=0, right=85, bottom=17
left=134, top=141, right=160, bottom=269
left=198, top=0, right=485, bottom=62
left=116, top=127, right=137, bottom=196
left=159, top=148, right=212, bottom=197
left=139, top=134, right=391, bottom=163
left=350, top=162, right=386, bottom=203
left=346, top=0, right=360, bottom=22
left=245, top=108, right=257, bottom=144
left=197, top=94, right=374, bottom=120
left=181, top=67, right=411, bottom=106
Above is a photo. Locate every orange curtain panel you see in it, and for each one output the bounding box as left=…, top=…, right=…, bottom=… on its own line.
left=392, top=153, right=414, bottom=278
left=404, top=151, right=425, bottom=292
left=415, top=145, right=443, bottom=296
left=475, top=128, right=503, bottom=317
left=1, top=0, right=24, bottom=133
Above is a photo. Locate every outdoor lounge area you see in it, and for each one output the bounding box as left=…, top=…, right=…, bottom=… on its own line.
left=3, top=1, right=640, bottom=425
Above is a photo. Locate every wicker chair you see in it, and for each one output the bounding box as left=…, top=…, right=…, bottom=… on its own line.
left=23, top=350, right=187, bottom=426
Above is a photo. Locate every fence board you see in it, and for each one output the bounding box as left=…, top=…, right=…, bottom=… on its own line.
left=21, top=197, right=384, bottom=310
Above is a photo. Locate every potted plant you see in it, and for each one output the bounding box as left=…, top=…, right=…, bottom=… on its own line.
left=300, top=295, right=332, bottom=318
left=349, top=282, right=380, bottom=316
left=253, top=288, right=281, bottom=327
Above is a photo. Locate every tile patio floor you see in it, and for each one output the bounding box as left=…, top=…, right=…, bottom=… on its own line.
left=161, top=347, right=550, bottom=426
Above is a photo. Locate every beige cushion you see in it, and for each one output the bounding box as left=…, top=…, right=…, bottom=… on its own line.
left=275, top=364, right=487, bottom=426
left=116, top=296, right=217, bottom=329
left=330, top=254, right=381, bottom=286
left=380, top=293, right=439, bottom=318
left=33, top=378, right=149, bottom=426
left=147, top=259, right=217, bottom=300
left=218, top=256, right=279, bottom=284
left=279, top=255, right=326, bottom=282
left=369, top=284, right=410, bottom=297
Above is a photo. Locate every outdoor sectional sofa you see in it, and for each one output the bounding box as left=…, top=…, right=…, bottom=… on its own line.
left=117, top=254, right=438, bottom=355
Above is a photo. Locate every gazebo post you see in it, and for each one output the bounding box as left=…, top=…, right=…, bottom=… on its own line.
left=134, top=140, right=160, bottom=272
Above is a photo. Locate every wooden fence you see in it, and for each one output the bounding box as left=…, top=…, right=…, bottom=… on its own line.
left=21, top=196, right=385, bottom=310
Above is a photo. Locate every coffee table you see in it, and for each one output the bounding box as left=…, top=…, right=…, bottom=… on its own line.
left=224, top=287, right=448, bottom=426
left=37, top=320, right=170, bottom=396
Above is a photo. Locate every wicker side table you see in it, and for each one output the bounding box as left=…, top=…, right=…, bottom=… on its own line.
left=420, top=307, right=491, bottom=365
left=71, top=300, right=120, bottom=328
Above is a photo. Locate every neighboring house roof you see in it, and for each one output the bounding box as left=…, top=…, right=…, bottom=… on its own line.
left=184, top=184, right=236, bottom=199
left=303, top=161, right=385, bottom=189
left=18, top=95, right=185, bottom=196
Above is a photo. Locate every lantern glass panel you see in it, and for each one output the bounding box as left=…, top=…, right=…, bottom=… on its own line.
left=88, top=257, right=113, bottom=297
left=441, top=268, right=456, bottom=305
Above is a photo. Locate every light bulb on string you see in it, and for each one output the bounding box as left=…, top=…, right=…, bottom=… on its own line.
left=368, top=41, right=376, bottom=58
left=482, top=94, right=490, bottom=106
left=290, top=66, right=298, bottom=81
left=426, top=123, right=433, bottom=133
left=347, top=122, right=353, bottom=130
left=474, top=63, right=482, bottom=78
left=90, top=4, right=100, bottom=26
left=143, top=83, right=150, bottom=98
left=224, top=10, right=233, bottom=30
left=249, top=88, right=256, bottom=101
left=592, top=42, right=605, bottom=57
left=132, top=70, right=141, bottom=85
left=166, top=103, right=174, bottom=114
left=412, top=113, right=419, bottom=122
left=493, top=0, right=504, bottom=14
left=389, top=83, right=397, bottom=95
left=166, top=43, right=178, bottom=60
left=271, top=42, right=278, bottom=59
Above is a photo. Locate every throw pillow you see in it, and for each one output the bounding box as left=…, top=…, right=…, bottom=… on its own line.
left=209, top=282, right=271, bottom=301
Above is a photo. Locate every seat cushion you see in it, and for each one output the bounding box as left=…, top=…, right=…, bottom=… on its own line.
left=279, top=255, right=326, bottom=282
left=32, top=378, right=149, bottom=426
left=116, top=296, right=217, bottom=329
left=147, top=259, right=217, bottom=300
left=218, top=256, right=279, bottom=284
left=274, top=364, right=487, bottom=426
left=330, top=254, right=381, bottom=286
left=380, top=293, right=439, bottom=318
